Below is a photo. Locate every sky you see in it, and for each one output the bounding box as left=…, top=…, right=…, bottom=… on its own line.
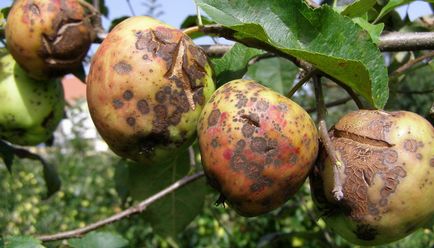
left=1, top=0, right=432, bottom=45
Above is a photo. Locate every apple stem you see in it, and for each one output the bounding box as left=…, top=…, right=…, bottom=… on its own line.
left=287, top=68, right=318, bottom=98
left=313, top=75, right=344, bottom=202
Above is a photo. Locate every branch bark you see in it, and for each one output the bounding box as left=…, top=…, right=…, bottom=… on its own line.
left=37, top=172, right=205, bottom=242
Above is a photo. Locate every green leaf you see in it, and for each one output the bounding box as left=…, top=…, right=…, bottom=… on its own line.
left=127, top=151, right=206, bottom=238
left=212, top=43, right=264, bottom=87
left=246, top=57, right=298, bottom=95
left=4, top=236, right=45, bottom=248
left=352, top=17, right=384, bottom=44
left=114, top=159, right=130, bottom=204
left=0, top=7, right=10, bottom=29
left=195, top=0, right=389, bottom=108
left=341, top=0, right=377, bottom=17
left=374, top=0, right=412, bottom=23
left=68, top=232, right=128, bottom=248
left=0, top=140, right=14, bottom=173
left=41, top=161, right=61, bottom=199
left=109, top=16, right=130, bottom=32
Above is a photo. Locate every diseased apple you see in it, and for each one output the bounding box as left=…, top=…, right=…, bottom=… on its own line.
left=5, top=0, right=95, bottom=79
left=197, top=79, right=319, bottom=217
left=310, top=110, right=434, bottom=246
left=87, top=16, right=215, bottom=165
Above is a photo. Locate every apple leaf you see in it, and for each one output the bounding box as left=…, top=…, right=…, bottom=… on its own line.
left=374, top=0, right=413, bottom=23
left=4, top=236, right=45, bottom=248
left=195, top=0, right=389, bottom=109
left=246, top=57, right=298, bottom=95
left=341, top=0, right=377, bottom=17
left=352, top=17, right=384, bottom=44
left=212, top=43, right=264, bottom=87
left=127, top=151, right=206, bottom=238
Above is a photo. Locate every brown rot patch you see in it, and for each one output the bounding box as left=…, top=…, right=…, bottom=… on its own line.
left=241, top=124, right=255, bottom=138
left=29, top=3, right=40, bottom=16
left=382, top=149, right=398, bottom=165
left=112, top=99, right=123, bottom=109
left=114, top=61, right=132, bottom=74
left=208, top=109, right=221, bottom=127
left=123, top=90, right=133, bottom=100
left=430, top=158, right=434, bottom=167
left=251, top=137, right=267, bottom=153
left=137, top=99, right=150, bottom=114
left=154, top=105, right=168, bottom=119
left=403, top=139, right=418, bottom=152
left=354, top=224, right=378, bottom=241
left=256, top=100, right=269, bottom=112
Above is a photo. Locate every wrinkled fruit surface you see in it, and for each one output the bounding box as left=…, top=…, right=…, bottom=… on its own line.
left=5, top=0, right=94, bottom=79
left=198, top=80, right=319, bottom=217
left=310, top=110, right=434, bottom=246
left=0, top=49, right=65, bottom=146
left=87, top=16, right=215, bottom=165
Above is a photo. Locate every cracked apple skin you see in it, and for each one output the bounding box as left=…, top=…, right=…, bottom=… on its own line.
left=197, top=80, right=319, bottom=217
left=310, top=110, right=434, bottom=246
left=0, top=50, right=64, bottom=146
left=5, top=0, right=94, bottom=79
left=87, top=16, right=215, bottom=165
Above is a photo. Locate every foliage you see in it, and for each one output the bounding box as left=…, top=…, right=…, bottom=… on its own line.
left=1, top=0, right=434, bottom=247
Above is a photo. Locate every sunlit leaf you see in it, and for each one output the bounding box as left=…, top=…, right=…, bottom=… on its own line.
left=195, top=0, right=389, bottom=108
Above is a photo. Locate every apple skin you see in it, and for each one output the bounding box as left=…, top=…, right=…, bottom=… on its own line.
left=0, top=49, right=65, bottom=146
left=310, top=110, right=434, bottom=246
left=198, top=79, right=319, bottom=217
left=87, top=16, right=215, bottom=165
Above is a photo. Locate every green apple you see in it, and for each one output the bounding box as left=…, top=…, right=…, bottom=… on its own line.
left=0, top=49, right=65, bottom=146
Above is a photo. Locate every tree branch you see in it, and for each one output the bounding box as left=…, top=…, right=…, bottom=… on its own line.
left=37, top=172, right=205, bottom=242
left=389, top=51, right=434, bottom=79
left=380, top=32, right=434, bottom=51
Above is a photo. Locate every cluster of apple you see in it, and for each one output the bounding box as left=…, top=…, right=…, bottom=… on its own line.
left=2, top=0, right=433, bottom=246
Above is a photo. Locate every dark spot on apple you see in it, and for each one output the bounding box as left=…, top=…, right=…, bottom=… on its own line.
left=154, top=104, right=167, bottom=119
left=126, top=117, right=136, bottom=126
left=354, top=224, right=378, bottom=241
left=211, top=138, right=219, bottom=148
left=251, top=137, right=267, bottom=153
left=241, top=123, right=255, bottom=138
left=123, top=90, right=133, bottom=100
left=137, top=99, right=149, bottom=114
left=29, top=3, right=40, bottom=16
left=382, top=149, right=398, bottom=165
left=404, top=139, right=417, bottom=152
left=114, top=61, right=132, bottom=74
left=430, top=158, right=434, bottom=167
left=156, top=91, right=166, bottom=103
left=208, top=109, right=221, bottom=127
left=112, top=99, right=123, bottom=109
left=256, top=100, right=269, bottom=112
